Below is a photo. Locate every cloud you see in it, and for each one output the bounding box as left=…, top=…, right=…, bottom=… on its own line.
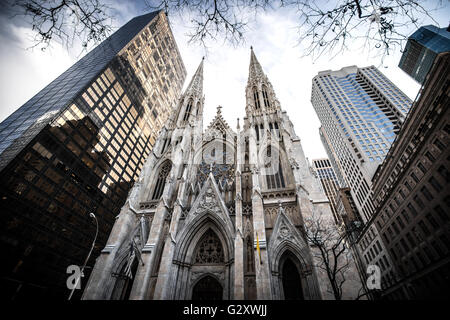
left=0, top=20, right=76, bottom=122
left=2, top=2, right=444, bottom=162
left=169, top=6, right=423, bottom=161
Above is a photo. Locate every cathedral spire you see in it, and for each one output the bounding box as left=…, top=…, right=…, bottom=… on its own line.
left=248, top=46, right=265, bottom=85
left=184, top=57, right=204, bottom=97
left=170, top=57, right=204, bottom=126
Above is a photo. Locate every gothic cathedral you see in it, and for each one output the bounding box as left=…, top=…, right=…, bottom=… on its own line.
left=83, top=49, right=335, bottom=300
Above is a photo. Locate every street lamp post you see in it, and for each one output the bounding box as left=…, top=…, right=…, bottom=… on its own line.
left=68, top=212, right=98, bottom=300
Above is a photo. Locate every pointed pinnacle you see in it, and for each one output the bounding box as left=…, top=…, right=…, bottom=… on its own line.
left=184, top=57, right=204, bottom=96
left=249, top=46, right=264, bottom=82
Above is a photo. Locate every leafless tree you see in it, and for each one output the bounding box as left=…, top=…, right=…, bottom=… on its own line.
left=304, top=209, right=357, bottom=300
left=9, top=0, right=113, bottom=51
left=290, top=0, right=442, bottom=62
left=7, top=0, right=445, bottom=59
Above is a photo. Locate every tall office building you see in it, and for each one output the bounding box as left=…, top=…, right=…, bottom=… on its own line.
left=311, top=65, right=412, bottom=222
left=399, top=25, right=450, bottom=84
left=311, top=158, right=340, bottom=224
left=0, top=10, right=186, bottom=299
left=372, top=52, right=450, bottom=299
left=311, top=66, right=413, bottom=294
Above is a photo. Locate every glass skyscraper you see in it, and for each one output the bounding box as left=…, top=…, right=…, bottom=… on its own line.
left=399, top=25, right=450, bottom=84
left=0, top=10, right=186, bottom=299
left=312, top=66, right=413, bottom=294
left=312, top=66, right=412, bottom=222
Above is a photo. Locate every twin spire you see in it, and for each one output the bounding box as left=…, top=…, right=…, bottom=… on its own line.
left=184, top=47, right=266, bottom=97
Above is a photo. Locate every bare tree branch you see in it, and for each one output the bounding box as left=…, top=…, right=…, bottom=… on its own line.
left=304, top=209, right=355, bottom=300
left=6, top=0, right=446, bottom=61
left=9, top=0, right=114, bottom=51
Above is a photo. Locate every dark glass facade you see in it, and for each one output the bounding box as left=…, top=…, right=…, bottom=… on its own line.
left=0, top=10, right=186, bottom=299
left=399, top=25, right=450, bottom=84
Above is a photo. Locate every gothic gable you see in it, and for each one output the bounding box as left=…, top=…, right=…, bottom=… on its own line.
left=178, top=172, right=235, bottom=240
left=268, top=203, right=311, bottom=270
left=204, top=107, right=236, bottom=140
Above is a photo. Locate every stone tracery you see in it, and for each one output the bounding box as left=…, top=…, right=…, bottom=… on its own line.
left=194, top=229, right=225, bottom=264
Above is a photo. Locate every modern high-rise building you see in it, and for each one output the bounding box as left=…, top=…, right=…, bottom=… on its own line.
left=399, top=25, right=450, bottom=84
left=311, top=65, right=412, bottom=222
left=372, top=52, right=450, bottom=299
left=0, top=10, right=186, bottom=299
left=311, top=158, right=340, bottom=224
left=311, top=66, right=413, bottom=295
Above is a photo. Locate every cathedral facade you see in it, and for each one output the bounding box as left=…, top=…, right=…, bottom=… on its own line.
left=82, top=49, right=338, bottom=300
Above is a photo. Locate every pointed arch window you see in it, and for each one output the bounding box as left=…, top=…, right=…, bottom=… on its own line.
left=151, top=161, right=172, bottom=199
left=262, top=85, right=270, bottom=108
left=253, top=87, right=261, bottom=109
left=194, top=229, right=224, bottom=264
left=183, top=99, right=193, bottom=121
left=161, top=137, right=171, bottom=154
left=265, top=150, right=286, bottom=190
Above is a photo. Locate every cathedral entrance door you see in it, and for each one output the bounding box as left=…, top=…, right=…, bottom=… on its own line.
left=192, top=276, right=223, bottom=300
left=282, top=258, right=304, bottom=300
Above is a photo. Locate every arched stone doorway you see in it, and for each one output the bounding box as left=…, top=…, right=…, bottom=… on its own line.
left=280, top=251, right=304, bottom=300
left=170, top=207, right=235, bottom=299
left=282, top=258, right=304, bottom=300
left=192, top=276, right=223, bottom=300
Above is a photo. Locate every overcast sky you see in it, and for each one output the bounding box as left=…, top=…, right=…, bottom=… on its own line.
left=0, top=1, right=448, bottom=161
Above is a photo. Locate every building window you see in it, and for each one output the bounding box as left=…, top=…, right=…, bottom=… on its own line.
left=265, top=159, right=286, bottom=190
left=262, top=85, right=270, bottom=108
left=434, top=205, right=448, bottom=222
left=425, top=151, right=435, bottom=162
left=413, top=195, right=425, bottom=209
left=436, top=165, right=449, bottom=183
left=396, top=216, right=405, bottom=228
left=253, top=87, right=261, bottom=109
left=417, top=162, right=426, bottom=174
left=426, top=214, right=439, bottom=230
left=404, top=181, right=412, bottom=192
left=400, top=238, right=409, bottom=252
left=431, top=241, right=444, bottom=257
left=406, top=232, right=416, bottom=247
left=151, top=161, right=172, bottom=200
left=428, top=176, right=443, bottom=192
left=407, top=203, right=418, bottom=217
left=433, top=138, right=445, bottom=152
left=420, top=186, right=434, bottom=201
left=183, top=99, right=193, bottom=122
left=390, top=248, right=398, bottom=260
left=401, top=210, right=410, bottom=223
left=418, top=220, right=430, bottom=236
